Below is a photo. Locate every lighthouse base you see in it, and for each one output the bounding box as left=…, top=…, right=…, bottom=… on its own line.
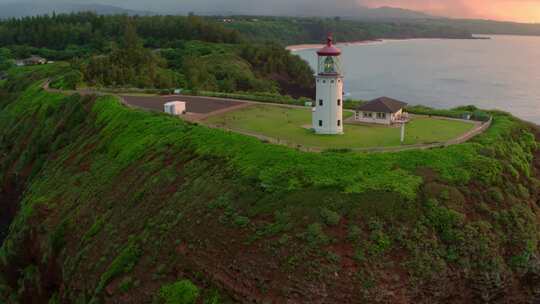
left=313, top=129, right=344, bottom=135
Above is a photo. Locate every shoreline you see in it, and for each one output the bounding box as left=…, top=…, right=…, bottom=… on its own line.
left=286, top=36, right=491, bottom=52
left=285, top=39, right=382, bottom=52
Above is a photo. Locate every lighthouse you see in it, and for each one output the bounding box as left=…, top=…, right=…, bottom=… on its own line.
left=312, top=36, right=343, bottom=135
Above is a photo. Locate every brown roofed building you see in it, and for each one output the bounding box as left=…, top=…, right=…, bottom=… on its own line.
left=354, top=97, right=408, bottom=125
left=18, top=55, right=47, bottom=66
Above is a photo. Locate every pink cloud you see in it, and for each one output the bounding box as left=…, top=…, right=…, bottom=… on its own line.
left=359, top=0, right=540, bottom=22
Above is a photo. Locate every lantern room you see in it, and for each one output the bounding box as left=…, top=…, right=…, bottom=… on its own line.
left=317, top=36, right=342, bottom=75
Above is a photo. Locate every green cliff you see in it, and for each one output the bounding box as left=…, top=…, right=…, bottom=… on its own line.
left=1, top=66, right=539, bottom=303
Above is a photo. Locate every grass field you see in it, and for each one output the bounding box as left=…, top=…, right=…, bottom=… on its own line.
left=205, top=104, right=477, bottom=149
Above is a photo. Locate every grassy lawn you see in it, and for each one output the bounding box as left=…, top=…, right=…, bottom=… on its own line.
left=205, top=105, right=476, bottom=149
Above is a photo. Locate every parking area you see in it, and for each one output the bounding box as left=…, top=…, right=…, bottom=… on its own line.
left=121, top=95, right=245, bottom=114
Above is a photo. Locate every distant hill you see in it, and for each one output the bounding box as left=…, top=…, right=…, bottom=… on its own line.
left=0, top=1, right=152, bottom=19
left=443, top=18, right=540, bottom=36
left=349, top=6, right=436, bottom=20
left=194, top=5, right=436, bottom=20
left=401, top=18, right=540, bottom=37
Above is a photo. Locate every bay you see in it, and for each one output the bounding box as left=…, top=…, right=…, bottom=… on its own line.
left=295, top=35, right=540, bottom=124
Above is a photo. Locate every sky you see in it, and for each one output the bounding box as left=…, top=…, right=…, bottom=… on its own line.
left=3, top=0, right=540, bottom=23
left=101, top=0, right=540, bottom=22
left=361, top=0, right=540, bottom=22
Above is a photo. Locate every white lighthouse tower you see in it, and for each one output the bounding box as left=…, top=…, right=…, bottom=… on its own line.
left=312, top=35, right=344, bottom=135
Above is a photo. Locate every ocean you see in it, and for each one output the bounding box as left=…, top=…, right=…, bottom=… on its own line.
left=294, top=35, right=540, bottom=124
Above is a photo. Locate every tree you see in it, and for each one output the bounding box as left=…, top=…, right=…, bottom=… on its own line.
left=0, top=48, right=14, bottom=71
left=82, top=19, right=178, bottom=89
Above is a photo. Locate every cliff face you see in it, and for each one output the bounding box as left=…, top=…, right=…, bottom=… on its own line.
left=1, top=67, right=540, bottom=303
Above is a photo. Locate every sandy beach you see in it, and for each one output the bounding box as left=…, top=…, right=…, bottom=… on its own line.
left=286, top=39, right=383, bottom=51
left=286, top=37, right=481, bottom=52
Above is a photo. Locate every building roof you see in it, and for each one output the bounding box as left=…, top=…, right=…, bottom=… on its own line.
left=356, top=97, right=408, bottom=113
left=164, top=101, right=186, bottom=105
left=24, top=55, right=46, bottom=62
left=317, top=36, right=341, bottom=56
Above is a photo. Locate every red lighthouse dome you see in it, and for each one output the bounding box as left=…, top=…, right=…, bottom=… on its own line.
left=317, top=36, right=341, bottom=56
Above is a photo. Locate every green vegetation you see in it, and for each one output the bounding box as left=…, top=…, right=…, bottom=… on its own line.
left=96, top=238, right=142, bottom=293
left=0, top=13, right=240, bottom=53
left=158, top=280, right=200, bottom=304
left=407, top=104, right=491, bottom=122
left=0, top=13, right=315, bottom=97
left=80, top=21, right=179, bottom=89
left=206, top=104, right=476, bottom=149
left=0, top=60, right=539, bottom=303
left=183, top=90, right=313, bottom=106
left=320, top=208, right=341, bottom=226
left=223, top=16, right=473, bottom=45
left=49, top=70, right=83, bottom=90
left=415, top=18, right=540, bottom=37
left=0, top=48, right=13, bottom=71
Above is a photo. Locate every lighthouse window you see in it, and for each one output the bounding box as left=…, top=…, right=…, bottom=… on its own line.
left=331, top=80, right=335, bottom=84
left=322, top=80, right=326, bottom=84
left=319, top=100, right=323, bottom=106
left=319, top=120, right=323, bottom=127
left=337, top=120, right=341, bottom=127
left=337, top=99, right=341, bottom=106
left=324, top=56, right=336, bottom=73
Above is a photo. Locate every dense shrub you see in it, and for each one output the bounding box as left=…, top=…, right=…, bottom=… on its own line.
left=472, top=110, right=491, bottom=122
left=305, top=223, right=329, bottom=246
left=517, top=184, right=530, bottom=199
left=407, top=105, right=491, bottom=122
left=185, top=90, right=311, bottom=107
left=81, top=22, right=179, bottom=89
left=0, top=48, right=13, bottom=71
left=424, top=199, right=464, bottom=243
left=488, top=187, right=504, bottom=203
left=366, top=219, right=392, bottom=256
left=158, top=280, right=199, bottom=304
left=96, top=239, right=142, bottom=293
left=49, top=220, right=68, bottom=255
left=320, top=208, right=341, bottom=226
left=50, top=70, right=82, bottom=90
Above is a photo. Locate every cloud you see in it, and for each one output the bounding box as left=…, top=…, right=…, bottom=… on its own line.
left=360, top=0, right=473, bottom=17
left=360, top=0, right=540, bottom=22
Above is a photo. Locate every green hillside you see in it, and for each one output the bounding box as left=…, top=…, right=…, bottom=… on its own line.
left=223, top=16, right=473, bottom=45
left=1, top=65, right=539, bottom=303
left=0, top=13, right=316, bottom=98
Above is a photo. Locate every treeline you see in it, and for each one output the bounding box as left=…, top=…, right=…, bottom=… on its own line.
left=0, top=12, right=241, bottom=50
left=0, top=13, right=315, bottom=96
left=78, top=21, right=179, bottom=89
left=223, top=16, right=473, bottom=45
left=424, top=18, right=540, bottom=36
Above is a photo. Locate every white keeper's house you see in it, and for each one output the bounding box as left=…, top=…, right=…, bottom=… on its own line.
left=354, top=97, right=408, bottom=125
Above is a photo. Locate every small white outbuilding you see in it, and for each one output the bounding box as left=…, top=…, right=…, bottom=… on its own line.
left=164, top=101, right=186, bottom=116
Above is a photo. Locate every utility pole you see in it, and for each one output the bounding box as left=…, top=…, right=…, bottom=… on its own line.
left=400, top=123, right=405, bottom=144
